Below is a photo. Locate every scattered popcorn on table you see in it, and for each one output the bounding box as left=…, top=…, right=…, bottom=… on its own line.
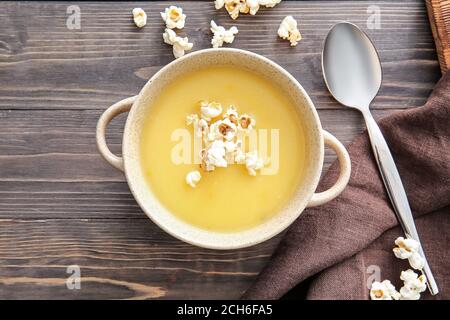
left=370, top=280, right=401, bottom=300
left=163, top=28, right=193, bottom=59
left=399, top=269, right=427, bottom=300
left=259, top=0, right=282, bottom=8
left=214, top=0, right=282, bottom=20
left=393, top=237, right=425, bottom=270
left=161, top=6, right=186, bottom=29
left=185, top=101, right=264, bottom=182
left=185, top=170, right=202, bottom=188
left=132, top=8, right=147, bottom=28
left=210, top=20, right=239, bottom=48
left=278, top=16, right=302, bottom=46
left=370, top=237, right=430, bottom=300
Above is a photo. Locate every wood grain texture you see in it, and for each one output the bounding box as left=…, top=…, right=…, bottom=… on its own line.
left=0, top=1, right=440, bottom=299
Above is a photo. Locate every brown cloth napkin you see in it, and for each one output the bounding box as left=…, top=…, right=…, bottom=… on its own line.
left=242, top=71, right=450, bottom=300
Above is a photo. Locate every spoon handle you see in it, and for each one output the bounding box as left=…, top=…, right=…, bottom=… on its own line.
left=362, top=111, right=439, bottom=296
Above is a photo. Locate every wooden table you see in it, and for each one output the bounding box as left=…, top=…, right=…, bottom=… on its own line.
left=0, top=1, right=440, bottom=299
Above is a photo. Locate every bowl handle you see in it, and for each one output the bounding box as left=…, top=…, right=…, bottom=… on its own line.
left=96, top=96, right=137, bottom=172
left=307, top=130, right=351, bottom=207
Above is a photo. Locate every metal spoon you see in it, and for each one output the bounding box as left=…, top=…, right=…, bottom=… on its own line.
left=322, top=22, right=438, bottom=295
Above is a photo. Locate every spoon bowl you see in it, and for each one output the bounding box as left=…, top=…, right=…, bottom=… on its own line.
left=322, top=22, right=382, bottom=111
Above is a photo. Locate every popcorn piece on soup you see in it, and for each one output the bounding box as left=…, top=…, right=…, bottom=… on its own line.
left=132, top=8, right=147, bottom=28
left=186, top=114, right=200, bottom=138
left=245, top=151, right=264, bottom=176
left=224, top=140, right=237, bottom=162
left=370, top=280, right=400, bottom=300
left=184, top=102, right=264, bottom=181
left=278, top=16, right=302, bottom=46
left=186, top=114, right=208, bottom=138
left=238, top=114, right=256, bottom=131
left=234, top=140, right=246, bottom=164
left=200, top=101, right=223, bottom=121
left=393, top=237, right=425, bottom=270
left=224, top=140, right=237, bottom=153
left=399, top=269, right=427, bottom=300
left=162, top=29, right=193, bottom=59
left=186, top=113, right=199, bottom=126
left=207, top=120, right=222, bottom=142
left=161, top=6, right=186, bottom=29
left=210, top=20, right=239, bottom=48
left=218, top=118, right=238, bottom=141
left=223, top=106, right=239, bottom=125
left=203, top=140, right=228, bottom=170
left=185, top=170, right=202, bottom=188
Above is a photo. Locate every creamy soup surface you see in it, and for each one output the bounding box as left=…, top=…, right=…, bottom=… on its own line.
left=140, top=66, right=307, bottom=232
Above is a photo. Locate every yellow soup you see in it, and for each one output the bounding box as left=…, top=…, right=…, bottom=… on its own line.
left=140, top=66, right=306, bottom=232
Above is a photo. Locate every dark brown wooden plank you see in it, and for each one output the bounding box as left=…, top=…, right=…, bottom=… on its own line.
left=0, top=1, right=440, bottom=111
left=0, top=218, right=278, bottom=299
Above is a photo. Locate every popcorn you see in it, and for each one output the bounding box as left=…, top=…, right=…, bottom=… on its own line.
left=368, top=237, right=430, bottom=300
left=278, top=16, right=302, bottom=46
left=186, top=114, right=199, bottom=126
left=246, top=0, right=260, bottom=15
left=215, top=0, right=225, bottom=10
left=224, top=140, right=237, bottom=153
left=238, top=114, right=256, bottom=131
left=163, top=28, right=193, bottom=59
left=399, top=270, right=427, bottom=300
left=161, top=6, right=186, bottom=29
left=218, top=118, right=238, bottom=141
left=132, top=8, right=147, bottom=28
left=393, top=237, right=419, bottom=258
left=207, top=120, right=222, bottom=142
left=408, top=253, right=425, bottom=270
left=393, top=237, right=425, bottom=270
left=210, top=20, right=238, bottom=48
left=207, top=118, right=237, bottom=142
left=245, top=150, right=264, bottom=176
left=259, top=0, right=282, bottom=8
left=186, top=114, right=208, bottom=138
left=226, top=0, right=249, bottom=20
left=215, top=0, right=282, bottom=19
left=370, top=280, right=401, bottom=300
left=185, top=170, right=202, bottom=188
left=224, top=140, right=237, bottom=162
left=203, top=140, right=228, bottom=171
left=223, top=106, right=239, bottom=125
left=186, top=101, right=264, bottom=182
left=235, top=149, right=246, bottom=164
left=200, top=101, right=223, bottom=121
